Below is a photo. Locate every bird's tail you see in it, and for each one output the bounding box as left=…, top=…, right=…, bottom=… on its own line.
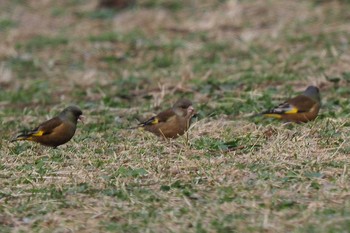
left=127, top=119, right=154, bottom=130
left=11, top=132, right=32, bottom=142
left=261, top=113, right=282, bottom=119
left=10, top=129, right=41, bottom=142
left=246, top=111, right=283, bottom=120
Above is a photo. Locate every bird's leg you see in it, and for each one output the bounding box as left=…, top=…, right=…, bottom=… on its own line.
left=185, top=130, right=189, bottom=147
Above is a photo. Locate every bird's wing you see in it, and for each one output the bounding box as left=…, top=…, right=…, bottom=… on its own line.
left=31, top=117, right=63, bottom=136
left=263, top=102, right=297, bottom=115
left=263, top=95, right=316, bottom=115
left=139, top=108, right=176, bottom=126
left=286, top=95, right=317, bottom=113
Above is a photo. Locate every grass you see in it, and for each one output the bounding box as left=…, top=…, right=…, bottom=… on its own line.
left=2, top=0, right=350, bottom=232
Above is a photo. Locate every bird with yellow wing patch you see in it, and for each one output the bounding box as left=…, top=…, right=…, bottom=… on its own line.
left=11, top=106, right=84, bottom=148
left=261, top=86, right=321, bottom=123
left=134, top=99, right=195, bottom=139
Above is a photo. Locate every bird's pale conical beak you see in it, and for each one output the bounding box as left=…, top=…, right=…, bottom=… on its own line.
left=187, top=106, right=195, bottom=115
left=78, top=115, right=85, bottom=124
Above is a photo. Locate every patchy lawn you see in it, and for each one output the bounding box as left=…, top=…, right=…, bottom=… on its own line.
left=1, top=0, right=350, bottom=232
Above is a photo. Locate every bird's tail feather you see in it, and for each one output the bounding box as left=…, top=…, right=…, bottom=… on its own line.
left=11, top=132, right=32, bottom=142
left=10, top=129, right=41, bottom=142
left=261, top=113, right=282, bottom=119
left=247, top=111, right=283, bottom=119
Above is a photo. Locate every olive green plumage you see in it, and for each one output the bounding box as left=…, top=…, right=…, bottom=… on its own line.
left=262, top=86, right=321, bottom=123
left=11, top=106, right=84, bottom=148
left=136, top=99, right=195, bottom=138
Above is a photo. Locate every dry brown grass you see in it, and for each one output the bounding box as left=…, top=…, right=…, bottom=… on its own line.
left=2, top=0, right=350, bottom=232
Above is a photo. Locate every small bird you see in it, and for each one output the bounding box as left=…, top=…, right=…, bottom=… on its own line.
left=11, top=106, right=84, bottom=148
left=261, top=86, right=321, bottom=123
left=135, top=99, right=195, bottom=139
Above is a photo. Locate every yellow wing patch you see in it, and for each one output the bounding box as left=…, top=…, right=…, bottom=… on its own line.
left=284, top=107, right=298, bottom=114
left=151, top=118, right=159, bottom=124
left=15, top=136, right=31, bottom=141
left=31, top=130, right=45, bottom=137
left=263, top=113, right=282, bottom=119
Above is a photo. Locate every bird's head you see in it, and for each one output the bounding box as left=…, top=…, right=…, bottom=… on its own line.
left=173, top=99, right=195, bottom=118
left=60, top=106, right=84, bottom=124
left=304, top=86, right=321, bottom=103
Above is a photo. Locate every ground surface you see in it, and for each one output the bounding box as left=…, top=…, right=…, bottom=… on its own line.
left=1, top=0, right=350, bottom=232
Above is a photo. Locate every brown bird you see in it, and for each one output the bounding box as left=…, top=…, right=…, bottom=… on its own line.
left=11, top=106, right=84, bottom=148
left=261, top=86, right=321, bottom=123
left=136, top=99, right=195, bottom=139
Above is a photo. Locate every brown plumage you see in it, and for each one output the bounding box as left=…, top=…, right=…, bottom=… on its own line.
left=261, top=86, right=321, bottom=123
left=137, top=99, right=195, bottom=139
left=11, top=106, right=83, bottom=148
